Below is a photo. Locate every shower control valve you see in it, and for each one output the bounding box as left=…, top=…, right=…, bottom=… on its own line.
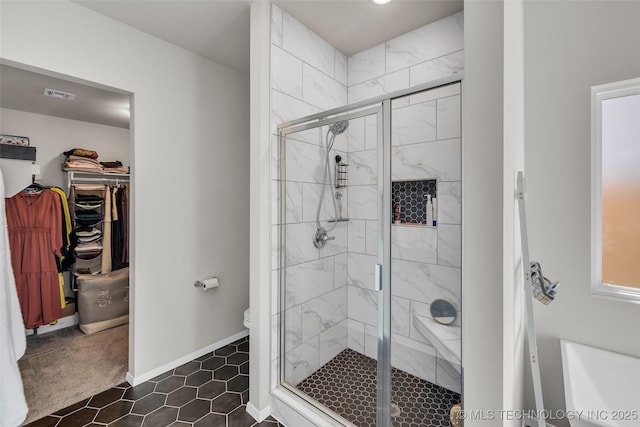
left=313, top=226, right=335, bottom=249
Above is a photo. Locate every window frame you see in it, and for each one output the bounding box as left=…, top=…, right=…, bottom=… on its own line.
left=591, top=77, right=640, bottom=303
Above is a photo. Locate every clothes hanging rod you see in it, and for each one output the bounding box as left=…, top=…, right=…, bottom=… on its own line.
left=66, top=171, right=130, bottom=193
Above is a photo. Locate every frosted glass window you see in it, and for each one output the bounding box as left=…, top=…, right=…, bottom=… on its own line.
left=592, top=78, right=640, bottom=302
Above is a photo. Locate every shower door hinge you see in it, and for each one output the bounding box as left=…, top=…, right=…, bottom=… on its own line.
left=375, top=264, right=382, bottom=292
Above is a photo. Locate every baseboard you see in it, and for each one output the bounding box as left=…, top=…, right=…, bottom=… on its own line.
left=246, top=402, right=271, bottom=422
left=125, top=329, right=249, bottom=386
left=25, top=314, right=79, bottom=336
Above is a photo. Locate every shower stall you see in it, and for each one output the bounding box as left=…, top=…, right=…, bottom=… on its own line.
left=275, top=76, right=462, bottom=427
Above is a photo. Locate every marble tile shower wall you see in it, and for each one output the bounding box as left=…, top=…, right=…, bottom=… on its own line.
left=345, top=12, right=463, bottom=394
left=270, top=4, right=350, bottom=387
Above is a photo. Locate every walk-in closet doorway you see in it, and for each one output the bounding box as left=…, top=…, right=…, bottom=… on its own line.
left=0, top=59, right=135, bottom=424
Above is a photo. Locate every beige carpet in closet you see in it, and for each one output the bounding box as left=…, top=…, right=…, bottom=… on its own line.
left=18, top=324, right=128, bottom=424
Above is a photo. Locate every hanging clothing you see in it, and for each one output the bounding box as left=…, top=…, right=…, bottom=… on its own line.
left=49, top=187, right=74, bottom=270
left=6, top=189, right=63, bottom=329
left=101, top=186, right=112, bottom=273
left=0, top=170, right=28, bottom=427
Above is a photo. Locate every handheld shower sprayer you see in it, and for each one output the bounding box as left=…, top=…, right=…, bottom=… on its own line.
left=313, top=120, right=350, bottom=248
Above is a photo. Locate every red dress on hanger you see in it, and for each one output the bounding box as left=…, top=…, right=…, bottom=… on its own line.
left=5, top=190, right=63, bottom=328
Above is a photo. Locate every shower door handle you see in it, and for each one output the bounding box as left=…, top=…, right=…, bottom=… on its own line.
left=375, top=264, right=382, bottom=292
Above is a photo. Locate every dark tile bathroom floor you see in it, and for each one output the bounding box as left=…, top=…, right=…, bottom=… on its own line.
left=25, top=336, right=283, bottom=427
left=296, top=349, right=460, bottom=427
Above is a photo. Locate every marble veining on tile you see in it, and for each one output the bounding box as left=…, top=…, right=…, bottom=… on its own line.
left=302, top=64, right=347, bottom=111
left=391, top=225, right=438, bottom=264
left=436, top=95, right=461, bottom=140
left=284, top=181, right=303, bottom=224
left=392, top=139, right=461, bottom=182
left=284, top=222, right=319, bottom=266
left=348, top=43, right=386, bottom=86
left=391, top=101, right=437, bottom=146
left=319, top=320, right=348, bottom=366
left=348, top=185, right=378, bottom=221
left=391, top=259, right=461, bottom=308
left=271, top=4, right=283, bottom=48
left=437, top=224, right=461, bottom=268
left=347, top=285, right=378, bottom=327
left=347, top=318, right=365, bottom=354
left=364, top=115, right=378, bottom=151
left=282, top=12, right=335, bottom=77
left=285, top=256, right=333, bottom=307
left=365, top=220, right=378, bottom=256
left=333, top=253, right=348, bottom=288
left=386, top=11, right=464, bottom=73
left=436, top=181, right=461, bottom=225
left=348, top=150, right=378, bottom=186
left=284, top=305, right=302, bottom=351
left=285, top=139, right=325, bottom=184
left=272, top=45, right=303, bottom=99
left=348, top=69, right=410, bottom=104
left=410, top=50, right=464, bottom=87
left=334, top=50, right=348, bottom=86
left=347, top=252, right=377, bottom=291
left=391, top=296, right=411, bottom=337
left=348, top=219, right=366, bottom=254
left=301, top=286, right=347, bottom=341
left=271, top=90, right=319, bottom=136
left=284, top=335, right=320, bottom=386
left=302, top=183, right=339, bottom=223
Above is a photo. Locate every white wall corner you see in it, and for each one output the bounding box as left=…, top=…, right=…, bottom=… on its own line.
left=462, top=0, right=507, bottom=416
left=503, top=0, right=526, bottom=420
left=249, top=0, right=273, bottom=417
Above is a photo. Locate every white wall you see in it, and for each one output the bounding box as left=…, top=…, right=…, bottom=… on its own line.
left=0, top=108, right=130, bottom=190
left=1, top=0, right=250, bottom=379
left=463, top=0, right=527, bottom=421
left=524, top=1, right=640, bottom=420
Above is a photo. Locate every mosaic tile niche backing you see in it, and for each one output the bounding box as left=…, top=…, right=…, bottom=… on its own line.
left=392, top=180, right=437, bottom=225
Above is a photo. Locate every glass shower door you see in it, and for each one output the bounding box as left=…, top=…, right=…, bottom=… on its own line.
left=277, top=79, right=463, bottom=427
left=278, top=105, right=387, bottom=426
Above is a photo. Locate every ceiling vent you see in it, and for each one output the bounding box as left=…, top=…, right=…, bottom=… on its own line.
left=44, top=88, right=76, bottom=100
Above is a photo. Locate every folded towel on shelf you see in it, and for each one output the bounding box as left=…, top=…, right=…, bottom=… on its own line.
left=63, top=148, right=99, bottom=159
left=67, top=155, right=102, bottom=166
left=100, top=161, right=122, bottom=169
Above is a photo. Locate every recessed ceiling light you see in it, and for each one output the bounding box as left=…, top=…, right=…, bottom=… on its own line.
left=44, top=88, right=76, bottom=100
left=372, top=0, right=392, bottom=4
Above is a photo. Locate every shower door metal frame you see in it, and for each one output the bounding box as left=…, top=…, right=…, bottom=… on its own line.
left=276, top=73, right=464, bottom=427
left=277, top=104, right=384, bottom=425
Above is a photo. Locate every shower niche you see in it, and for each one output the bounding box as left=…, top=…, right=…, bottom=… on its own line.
left=392, top=179, right=438, bottom=227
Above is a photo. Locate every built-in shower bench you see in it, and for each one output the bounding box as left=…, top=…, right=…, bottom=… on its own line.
left=413, top=315, right=461, bottom=374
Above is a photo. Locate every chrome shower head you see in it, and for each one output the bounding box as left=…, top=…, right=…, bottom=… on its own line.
left=329, top=120, right=349, bottom=135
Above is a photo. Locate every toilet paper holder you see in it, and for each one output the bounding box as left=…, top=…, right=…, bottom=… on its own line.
left=194, top=276, right=219, bottom=291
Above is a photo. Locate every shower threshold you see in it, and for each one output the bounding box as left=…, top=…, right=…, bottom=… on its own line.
left=295, top=348, right=460, bottom=427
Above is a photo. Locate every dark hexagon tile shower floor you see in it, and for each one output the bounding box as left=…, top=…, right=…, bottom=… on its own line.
left=296, top=349, right=460, bottom=427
